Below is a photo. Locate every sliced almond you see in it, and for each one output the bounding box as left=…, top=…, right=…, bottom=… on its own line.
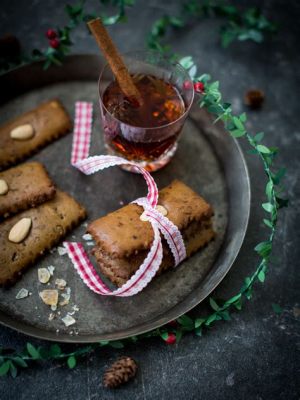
left=39, top=289, right=58, bottom=307
left=38, top=268, right=51, bottom=284
left=55, top=278, right=67, bottom=290
left=10, top=124, right=34, bottom=140
left=140, top=211, right=149, bottom=222
left=155, top=205, right=168, bottom=216
left=8, top=217, right=32, bottom=243
left=0, top=179, right=9, bottom=195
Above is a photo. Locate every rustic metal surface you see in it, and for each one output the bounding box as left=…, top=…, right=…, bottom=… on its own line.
left=0, top=55, right=249, bottom=342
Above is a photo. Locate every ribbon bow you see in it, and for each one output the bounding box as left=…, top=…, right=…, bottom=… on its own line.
left=64, top=102, right=186, bottom=296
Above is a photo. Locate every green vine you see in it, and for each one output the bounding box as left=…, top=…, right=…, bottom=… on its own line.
left=0, top=0, right=135, bottom=75
left=0, top=0, right=276, bottom=75
left=0, top=2, right=287, bottom=379
left=147, top=0, right=277, bottom=52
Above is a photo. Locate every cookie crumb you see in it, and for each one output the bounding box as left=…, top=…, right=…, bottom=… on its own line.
left=62, top=314, right=76, bottom=327
left=39, top=289, right=58, bottom=307
left=38, top=268, right=51, bottom=284
left=47, top=265, right=55, bottom=275
left=57, top=246, right=67, bottom=256
left=16, top=288, right=29, bottom=299
left=55, top=278, right=67, bottom=290
left=48, top=313, right=55, bottom=321
left=82, top=233, right=92, bottom=241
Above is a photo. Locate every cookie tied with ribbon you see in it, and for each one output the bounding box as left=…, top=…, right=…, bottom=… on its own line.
left=64, top=102, right=215, bottom=296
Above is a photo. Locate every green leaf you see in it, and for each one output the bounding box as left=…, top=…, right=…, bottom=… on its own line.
left=209, top=298, right=220, bottom=311
left=26, top=343, right=40, bottom=360
left=239, top=112, right=247, bottom=122
left=205, top=313, right=217, bottom=326
left=254, top=241, right=272, bottom=258
left=238, top=29, right=263, bottom=43
left=220, top=310, right=231, bottom=321
left=50, top=344, right=62, bottom=357
left=230, top=129, right=245, bottom=138
left=177, top=315, right=194, bottom=328
left=67, top=355, right=77, bottom=369
left=99, top=340, right=109, bottom=346
left=265, top=181, right=274, bottom=200
left=195, top=327, right=202, bottom=337
left=109, top=341, right=124, bottom=349
left=160, top=331, right=169, bottom=340
left=220, top=27, right=238, bottom=48
left=39, top=348, right=50, bottom=360
left=245, top=287, right=253, bottom=300
left=0, top=361, right=10, bottom=376
left=176, top=329, right=183, bottom=343
left=263, top=219, right=273, bottom=228
left=272, top=303, right=283, bottom=314
left=272, top=167, right=286, bottom=184
left=169, top=16, right=185, bottom=28
left=207, top=104, right=223, bottom=114
left=258, top=270, right=265, bottom=283
left=257, top=144, right=271, bottom=154
left=12, top=357, right=28, bottom=368
left=233, top=116, right=245, bottom=131
left=254, top=132, right=264, bottom=142
left=194, top=318, right=205, bottom=328
left=197, top=73, right=211, bottom=83
left=225, top=293, right=242, bottom=305
left=262, top=202, right=274, bottom=213
left=233, top=298, right=242, bottom=310
left=9, top=361, right=17, bottom=378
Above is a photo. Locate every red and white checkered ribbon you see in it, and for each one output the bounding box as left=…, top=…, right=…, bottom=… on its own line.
left=64, top=101, right=186, bottom=296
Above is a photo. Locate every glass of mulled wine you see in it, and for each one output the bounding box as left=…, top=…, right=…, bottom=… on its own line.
left=98, top=51, right=194, bottom=172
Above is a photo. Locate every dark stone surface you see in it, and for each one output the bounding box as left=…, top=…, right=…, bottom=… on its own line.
left=0, top=0, right=299, bottom=399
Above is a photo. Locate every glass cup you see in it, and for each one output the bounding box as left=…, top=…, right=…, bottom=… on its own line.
left=98, top=51, right=194, bottom=172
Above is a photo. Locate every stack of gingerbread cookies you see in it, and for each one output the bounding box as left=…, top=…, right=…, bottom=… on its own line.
left=0, top=100, right=86, bottom=286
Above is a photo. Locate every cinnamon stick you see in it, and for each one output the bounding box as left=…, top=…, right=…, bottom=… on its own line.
left=87, top=18, right=143, bottom=106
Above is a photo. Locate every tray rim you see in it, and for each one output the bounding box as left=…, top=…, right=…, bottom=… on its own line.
left=0, top=54, right=251, bottom=343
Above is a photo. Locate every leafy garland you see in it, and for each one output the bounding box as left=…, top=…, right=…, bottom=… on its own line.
left=0, top=0, right=135, bottom=74
left=0, top=2, right=287, bottom=378
left=148, top=0, right=277, bottom=52
left=0, top=0, right=276, bottom=75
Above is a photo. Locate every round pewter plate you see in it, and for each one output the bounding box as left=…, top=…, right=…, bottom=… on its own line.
left=0, top=55, right=250, bottom=343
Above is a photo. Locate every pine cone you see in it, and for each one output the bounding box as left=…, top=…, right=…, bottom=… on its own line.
left=103, top=356, right=138, bottom=388
left=244, top=89, right=265, bottom=109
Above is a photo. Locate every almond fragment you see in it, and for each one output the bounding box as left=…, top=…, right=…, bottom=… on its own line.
left=140, top=211, right=149, bottom=222
left=0, top=179, right=9, bottom=195
left=8, top=217, right=32, bottom=243
left=38, top=268, right=51, bottom=284
left=155, top=205, right=168, bottom=216
left=39, top=289, right=58, bottom=307
left=10, top=124, right=34, bottom=140
left=55, top=278, right=67, bottom=290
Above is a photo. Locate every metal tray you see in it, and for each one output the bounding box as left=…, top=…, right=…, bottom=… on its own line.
left=0, top=55, right=250, bottom=343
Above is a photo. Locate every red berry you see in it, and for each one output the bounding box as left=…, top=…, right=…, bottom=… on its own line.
left=46, top=29, right=57, bottom=40
left=194, top=82, right=205, bottom=93
left=165, top=333, right=176, bottom=345
left=50, top=39, right=60, bottom=49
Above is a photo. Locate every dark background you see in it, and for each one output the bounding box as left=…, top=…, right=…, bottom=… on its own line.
left=0, top=0, right=299, bottom=399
